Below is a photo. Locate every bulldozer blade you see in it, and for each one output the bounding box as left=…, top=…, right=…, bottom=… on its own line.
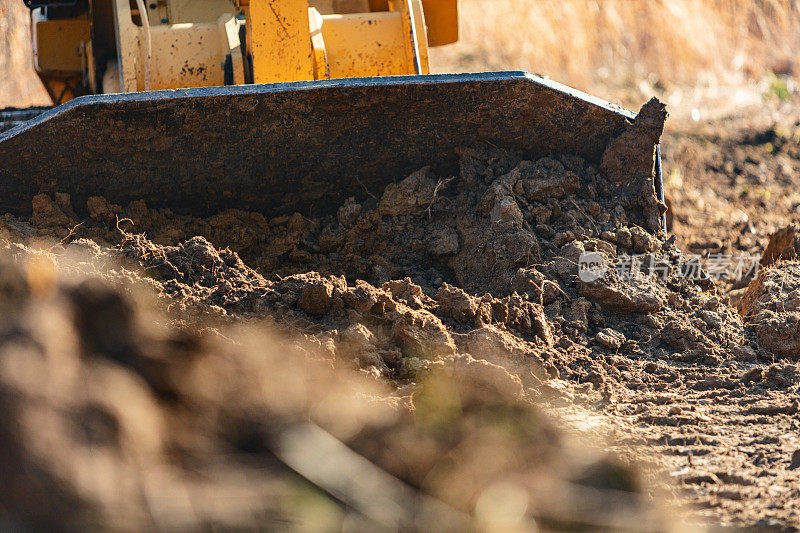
left=0, top=72, right=652, bottom=220
left=0, top=107, right=51, bottom=134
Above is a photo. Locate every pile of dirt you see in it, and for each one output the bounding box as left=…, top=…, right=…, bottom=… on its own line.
left=0, top=103, right=749, bottom=386
left=739, top=260, right=800, bottom=357
left=4, top=98, right=800, bottom=529
left=0, top=243, right=675, bottom=531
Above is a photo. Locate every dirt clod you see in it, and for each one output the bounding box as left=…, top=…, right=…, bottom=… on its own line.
left=300, top=277, right=335, bottom=315
left=739, top=262, right=800, bottom=357
left=595, top=328, right=626, bottom=349
left=790, top=450, right=800, bottom=470
left=600, top=97, right=668, bottom=186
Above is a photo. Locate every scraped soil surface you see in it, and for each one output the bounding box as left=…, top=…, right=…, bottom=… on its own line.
left=3, top=100, right=800, bottom=530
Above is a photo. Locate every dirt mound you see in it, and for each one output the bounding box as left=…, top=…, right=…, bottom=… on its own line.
left=739, top=261, right=800, bottom=357
left=2, top=130, right=747, bottom=385
left=6, top=100, right=800, bottom=528
left=760, top=224, right=800, bottom=267
left=0, top=243, right=676, bottom=531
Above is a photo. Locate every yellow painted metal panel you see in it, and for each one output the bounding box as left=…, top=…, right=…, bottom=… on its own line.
left=166, top=0, right=239, bottom=24
left=32, top=0, right=453, bottom=98
left=312, top=0, right=336, bottom=14
left=332, top=0, right=370, bottom=12
left=410, top=0, right=430, bottom=73
left=143, top=24, right=228, bottom=89
left=369, top=0, right=457, bottom=47
left=111, top=0, right=140, bottom=92
left=311, top=0, right=370, bottom=13
left=421, top=0, right=457, bottom=46
left=33, top=18, right=91, bottom=72
left=247, top=0, right=315, bottom=83
left=367, top=0, right=390, bottom=10
left=387, top=0, right=418, bottom=74
left=221, top=16, right=246, bottom=85
left=321, top=12, right=411, bottom=78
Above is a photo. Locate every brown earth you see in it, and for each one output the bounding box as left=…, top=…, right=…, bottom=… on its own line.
left=4, top=93, right=800, bottom=530
left=1, top=243, right=675, bottom=531
left=664, top=102, right=800, bottom=264
left=0, top=130, right=684, bottom=529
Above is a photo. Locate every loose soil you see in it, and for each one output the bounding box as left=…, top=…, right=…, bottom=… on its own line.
left=3, top=97, right=800, bottom=530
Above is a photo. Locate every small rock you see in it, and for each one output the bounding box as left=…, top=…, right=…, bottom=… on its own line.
left=681, top=473, right=720, bottom=485
left=338, top=324, right=380, bottom=369
left=733, top=345, right=757, bottom=363
left=558, top=336, right=575, bottom=350
left=740, top=367, right=764, bottom=383
left=595, top=328, right=626, bottom=350
left=615, top=227, right=632, bottom=249
left=700, top=310, right=722, bottom=329
left=590, top=238, right=616, bottom=256
left=337, top=197, right=362, bottom=226
left=790, top=450, right=800, bottom=470
left=554, top=241, right=585, bottom=279
left=87, top=196, right=121, bottom=223
left=31, top=193, right=78, bottom=228
left=510, top=268, right=544, bottom=296
left=532, top=205, right=552, bottom=225
left=509, top=268, right=559, bottom=304
left=342, top=280, right=380, bottom=313
left=513, top=159, right=580, bottom=201
left=535, top=224, right=555, bottom=238
left=426, top=228, right=460, bottom=256
left=579, top=274, right=665, bottom=314
left=552, top=231, right=575, bottom=248
left=565, top=298, right=592, bottom=331
left=379, top=167, right=437, bottom=216
left=436, top=283, right=478, bottom=322
left=630, top=225, right=657, bottom=253
left=392, top=309, right=455, bottom=360
left=490, top=196, right=524, bottom=227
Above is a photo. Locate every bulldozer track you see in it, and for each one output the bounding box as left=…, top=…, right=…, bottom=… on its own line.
left=0, top=107, right=52, bottom=133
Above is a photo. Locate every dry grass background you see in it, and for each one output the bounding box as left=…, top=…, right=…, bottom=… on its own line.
left=2, top=0, right=800, bottom=110
left=429, top=0, right=800, bottom=115
left=432, top=0, right=800, bottom=85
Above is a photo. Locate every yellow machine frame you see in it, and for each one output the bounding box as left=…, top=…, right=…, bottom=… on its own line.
left=30, top=0, right=459, bottom=103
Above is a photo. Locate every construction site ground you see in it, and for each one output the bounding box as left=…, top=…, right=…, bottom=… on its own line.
left=2, top=93, right=800, bottom=531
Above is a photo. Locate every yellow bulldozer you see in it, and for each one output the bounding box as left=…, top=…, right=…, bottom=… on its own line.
left=24, top=0, right=458, bottom=103
left=0, top=0, right=664, bottom=227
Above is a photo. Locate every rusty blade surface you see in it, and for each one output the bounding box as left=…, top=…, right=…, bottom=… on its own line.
left=0, top=72, right=635, bottom=218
